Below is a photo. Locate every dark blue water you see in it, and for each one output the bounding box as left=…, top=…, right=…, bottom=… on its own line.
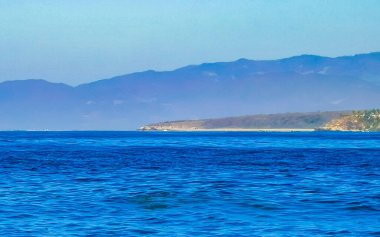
left=0, top=132, right=379, bottom=236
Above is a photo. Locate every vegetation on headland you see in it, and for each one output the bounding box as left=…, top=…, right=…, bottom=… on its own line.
left=140, top=111, right=349, bottom=131
left=323, top=109, right=380, bottom=131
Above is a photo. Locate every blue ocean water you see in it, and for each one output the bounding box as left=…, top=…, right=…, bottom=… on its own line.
left=0, top=131, right=379, bottom=236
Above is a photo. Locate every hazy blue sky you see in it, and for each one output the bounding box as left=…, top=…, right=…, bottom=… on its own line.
left=1, top=0, right=380, bottom=85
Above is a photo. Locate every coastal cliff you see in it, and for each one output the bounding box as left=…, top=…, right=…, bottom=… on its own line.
left=322, top=109, right=380, bottom=131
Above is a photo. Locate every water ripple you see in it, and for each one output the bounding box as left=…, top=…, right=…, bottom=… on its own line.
left=0, top=131, right=379, bottom=236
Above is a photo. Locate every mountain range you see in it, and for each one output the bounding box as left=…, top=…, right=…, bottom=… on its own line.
left=1, top=52, right=380, bottom=130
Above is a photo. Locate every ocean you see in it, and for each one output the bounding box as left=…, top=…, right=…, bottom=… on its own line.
left=0, top=131, right=379, bottom=236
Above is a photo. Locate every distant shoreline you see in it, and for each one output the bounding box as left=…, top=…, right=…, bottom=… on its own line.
left=139, top=128, right=376, bottom=132
left=140, top=128, right=316, bottom=132
left=0, top=129, right=376, bottom=133
left=141, top=109, right=380, bottom=132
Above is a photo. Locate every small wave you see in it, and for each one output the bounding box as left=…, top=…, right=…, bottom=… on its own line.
left=74, top=177, right=108, bottom=182
left=346, top=205, right=378, bottom=211
left=325, top=230, right=351, bottom=235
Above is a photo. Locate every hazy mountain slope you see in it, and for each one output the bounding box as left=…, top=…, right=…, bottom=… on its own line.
left=0, top=52, right=380, bottom=130
left=0, top=80, right=78, bottom=130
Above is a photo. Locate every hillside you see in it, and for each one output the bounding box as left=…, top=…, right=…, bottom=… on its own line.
left=323, top=109, right=380, bottom=131
left=141, top=111, right=350, bottom=131
left=0, top=52, right=380, bottom=130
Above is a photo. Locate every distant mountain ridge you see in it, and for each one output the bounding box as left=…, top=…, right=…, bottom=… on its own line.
left=1, top=52, right=380, bottom=130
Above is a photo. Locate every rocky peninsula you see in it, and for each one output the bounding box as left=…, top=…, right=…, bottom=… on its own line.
left=141, top=110, right=380, bottom=132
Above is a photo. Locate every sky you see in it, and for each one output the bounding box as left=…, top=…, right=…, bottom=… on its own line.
left=0, top=0, right=380, bottom=85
